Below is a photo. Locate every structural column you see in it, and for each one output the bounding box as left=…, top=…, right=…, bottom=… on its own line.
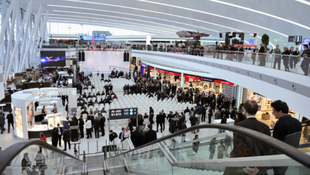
left=235, top=86, right=243, bottom=110
left=181, top=72, right=184, bottom=88
left=154, top=67, right=157, bottom=79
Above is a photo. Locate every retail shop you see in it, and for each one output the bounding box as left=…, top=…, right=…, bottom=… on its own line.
left=11, top=88, right=77, bottom=140
left=147, top=66, right=235, bottom=95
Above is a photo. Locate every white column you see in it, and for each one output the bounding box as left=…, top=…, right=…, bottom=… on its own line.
left=5, top=0, right=33, bottom=82
left=181, top=72, right=184, bottom=88
left=19, top=5, right=42, bottom=72
left=0, top=0, right=16, bottom=45
left=4, top=0, right=19, bottom=80
left=294, top=112, right=302, bottom=121
left=154, top=67, right=157, bottom=79
left=236, top=86, right=243, bottom=109
left=35, top=12, right=48, bottom=65
left=29, top=11, right=45, bottom=67
left=254, top=33, right=259, bottom=46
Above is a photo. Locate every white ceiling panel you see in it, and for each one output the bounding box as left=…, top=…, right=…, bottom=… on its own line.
left=17, top=0, right=310, bottom=42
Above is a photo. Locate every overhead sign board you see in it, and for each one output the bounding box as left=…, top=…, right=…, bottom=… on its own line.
left=109, top=108, right=138, bottom=120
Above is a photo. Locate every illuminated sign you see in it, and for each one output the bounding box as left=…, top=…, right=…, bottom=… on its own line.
left=109, top=108, right=138, bottom=120
left=214, top=80, right=234, bottom=85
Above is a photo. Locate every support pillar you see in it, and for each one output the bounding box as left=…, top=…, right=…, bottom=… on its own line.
left=154, top=67, right=157, bottom=79
left=236, top=86, right=243, bottom=110
left=181, top=72, right=184, bottom=89
left=5, top=0, right=33, bottom=82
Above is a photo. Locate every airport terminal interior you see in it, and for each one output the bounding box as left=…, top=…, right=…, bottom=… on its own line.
left=0, top=0, right=310, bottom=175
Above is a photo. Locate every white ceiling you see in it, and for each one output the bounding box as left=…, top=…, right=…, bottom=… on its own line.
left=18, top=0, right=310, bottom=41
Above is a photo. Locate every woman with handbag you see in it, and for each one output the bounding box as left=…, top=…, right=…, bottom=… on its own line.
left=21, top=152, right=31, bottom=174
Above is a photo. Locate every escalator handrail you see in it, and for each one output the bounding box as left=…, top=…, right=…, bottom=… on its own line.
left=0, top=140, right=83, bottom=173
left=109, top=124, right=310, bottom=169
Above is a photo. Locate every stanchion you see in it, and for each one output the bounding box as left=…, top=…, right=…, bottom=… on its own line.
left=87, top=140, right=89, bottom=154
left=96, top=139, right=98, bottom=153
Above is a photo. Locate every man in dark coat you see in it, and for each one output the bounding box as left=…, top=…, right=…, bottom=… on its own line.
left=99, top=114, right=106, bottom=136
left=78, top=115, right=84, bottom=138
left=0, top=110, right=4, bottom=134
left=144, top=124, right=157, bottom=144
left=224, top=100, right=270, bottom=175
left=6, top=110, right=14, bottom=133
left=63, top=127, right=71, bottom=151
left=156, top=113, right=163, bottom=133
left=131, top=126, right=143, bottom=148
left=93, top=117, right=100, bottom=138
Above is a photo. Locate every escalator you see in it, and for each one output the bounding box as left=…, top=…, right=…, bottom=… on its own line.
left=1, top=124, right=310, bottom=175
left=106, top=124, right=310, bottom=175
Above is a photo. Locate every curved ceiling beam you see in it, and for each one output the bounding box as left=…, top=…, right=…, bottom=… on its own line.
left=135, top=0, right=288, bottom=37
left=48, top=13, right=192, bottom=32
left=202, top=0, right=310, bottom=30
left=48, top=18, right=176, bottom=35
left=48, top=1, right=240, bottom=33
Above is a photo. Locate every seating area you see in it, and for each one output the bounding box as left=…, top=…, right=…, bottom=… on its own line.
left=76, top=76, right=196, bottom=128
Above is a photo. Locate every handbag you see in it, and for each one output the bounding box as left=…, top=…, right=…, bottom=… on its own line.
left=40, top=164, right=48, bottom=170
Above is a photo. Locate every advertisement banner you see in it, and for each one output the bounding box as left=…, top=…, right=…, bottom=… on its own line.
left=14, top=107, right=23, bottom=138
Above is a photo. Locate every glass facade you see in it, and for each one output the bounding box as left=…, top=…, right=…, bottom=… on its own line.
left=47, top=22, right=152, bottom=36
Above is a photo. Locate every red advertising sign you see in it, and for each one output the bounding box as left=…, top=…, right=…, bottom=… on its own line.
left=214, top=80, right=234, bottom=85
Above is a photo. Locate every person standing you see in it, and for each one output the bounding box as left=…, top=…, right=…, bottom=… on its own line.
left=270, top=100, right=302, bottom=175
left=144, top=124, right=157, bottom=144
left=192, top=134, right=200, bottom=153
left=93, top=117, right=100, bottom=138
left=282, top=47, right=290, bottom=71
left=208, top=106, right=213, bottom=124
left=292, top=47, right=300, bottom=69
left=85, top=119, right=92, bottom=139
left=201, top=106, right=206, bottom=122
left=224, top=100, right=270, bottom=175
left=51, top=128, right=58, bottom=148
left=6, top=110, right=14, bottom=133
left=301, top=44, right=310, bottom=76
left=209, top=138, right=216, bottom=159
left=99, top=114, right=106, bottom=136
left=156, top=112, right=163, bottom=133
left=78, top=115, right=84, bottom=138
left=0, top=111, right=5, bottom=134
left=63, top=127, right=71, bottom=151
left=131, top=126, right=143, bottom=148
left=217, top=140, right=226, bottom=159
left=56, top=124, right=62, bottom=147
left=149, top=107, right=154, bottom=125
left=273, top=44, right=282, bottom=70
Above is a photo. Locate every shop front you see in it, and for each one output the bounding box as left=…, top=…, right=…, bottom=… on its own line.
left=148, top=66, right=235, bottom=96
left=11, top=88, right=77, bottom=139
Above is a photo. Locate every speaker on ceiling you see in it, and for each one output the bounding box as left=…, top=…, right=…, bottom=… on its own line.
left=253, top=33, right=257, bottom=37
left=219, top=33, right=222, bottom=38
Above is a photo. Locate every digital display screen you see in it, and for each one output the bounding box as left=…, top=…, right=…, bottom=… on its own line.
left=40, top=51, right=66, bottom=67
left=288, top=36, right=303, bottom=42
left=109, top=108, right=138, bottom=120
left=80, top=36, right=105, bottom=41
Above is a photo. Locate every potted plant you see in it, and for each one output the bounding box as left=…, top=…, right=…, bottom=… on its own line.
left=261, top=34, right=269, bottom=46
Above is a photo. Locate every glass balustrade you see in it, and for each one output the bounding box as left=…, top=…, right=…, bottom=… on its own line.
left=131, top=46, right=309, bottom=76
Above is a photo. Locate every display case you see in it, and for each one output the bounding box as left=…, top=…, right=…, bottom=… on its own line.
left=46, top=113, right=63, bottom=130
